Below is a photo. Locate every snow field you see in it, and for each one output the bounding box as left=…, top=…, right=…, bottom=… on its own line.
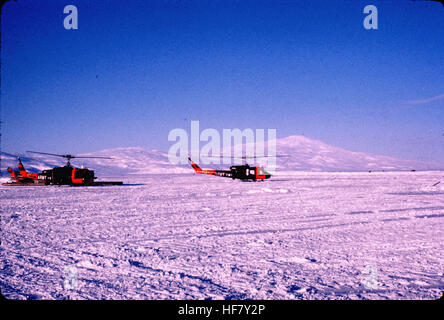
left=1, top=172, right=443, bottom=299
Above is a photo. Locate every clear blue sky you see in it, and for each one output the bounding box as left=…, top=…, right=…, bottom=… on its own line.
left=1, top=0, right=443, bottom=163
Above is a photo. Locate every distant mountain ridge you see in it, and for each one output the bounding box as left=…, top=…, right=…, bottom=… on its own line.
left=270, top=136, right=443, bottom=172
left=1, top=136, right=443, bottom=176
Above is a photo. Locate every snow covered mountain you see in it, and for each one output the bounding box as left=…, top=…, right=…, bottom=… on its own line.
left=1, top=136, right=443, bottom=176
left=269, top=135, right=443, bottom=172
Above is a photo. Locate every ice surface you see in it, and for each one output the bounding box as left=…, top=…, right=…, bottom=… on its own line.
left=1, top=172, right=443, bottom=300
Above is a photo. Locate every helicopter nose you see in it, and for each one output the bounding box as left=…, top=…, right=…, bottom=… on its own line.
left=265, top=174, right=271, bottom=179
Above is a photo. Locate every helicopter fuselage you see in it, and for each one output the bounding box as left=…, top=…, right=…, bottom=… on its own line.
left=188, top=157, right=271, bottom=181
left=4, top=155, right=123, bottom=186
left=40, top=165, right=96, bottom=185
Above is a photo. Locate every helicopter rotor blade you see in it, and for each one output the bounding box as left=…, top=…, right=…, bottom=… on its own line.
left=200, top=155, right=290, bottom=159
left=237, top=155, right=290, bottom=159
left=27, top=151, right=113, bottom=160
left=74, top=156, right=114, bottom=159
left=27, top=151, right=69, bottom=158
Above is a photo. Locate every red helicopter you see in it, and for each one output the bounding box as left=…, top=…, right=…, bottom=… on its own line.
left=188, top=155, right=272, bottom=181
left=6, top=156, right=40, bottom=183
left=4, top=151, right=122, bottom=186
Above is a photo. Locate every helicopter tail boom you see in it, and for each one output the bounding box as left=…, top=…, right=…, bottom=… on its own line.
left=187, top=156, right=218, bottom=175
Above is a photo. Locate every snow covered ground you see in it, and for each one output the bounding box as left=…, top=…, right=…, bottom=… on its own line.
left=1, top=171, right=443, bottom=300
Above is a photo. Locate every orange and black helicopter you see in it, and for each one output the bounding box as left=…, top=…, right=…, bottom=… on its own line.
left=188, top=155, right=276, bottom=181
left=6, top=156, right=40, bottom=183
left=4, top=151, right=122, bottom=186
